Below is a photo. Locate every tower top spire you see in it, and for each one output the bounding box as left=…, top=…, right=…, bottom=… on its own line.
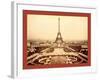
left=58, top=17, right=60, bottom=33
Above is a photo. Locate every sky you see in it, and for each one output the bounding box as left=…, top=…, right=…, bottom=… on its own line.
left=27, top=14, right=88, bottom=41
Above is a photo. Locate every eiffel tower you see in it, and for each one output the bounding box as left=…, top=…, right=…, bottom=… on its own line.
left=55, top=17, right=63, bottom=47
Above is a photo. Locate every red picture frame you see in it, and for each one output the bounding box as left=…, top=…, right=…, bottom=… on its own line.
left=23, top=10, right=91, bottom=69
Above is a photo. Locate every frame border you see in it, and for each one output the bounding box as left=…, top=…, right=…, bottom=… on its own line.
left=11, top=1, right=97, bottom=78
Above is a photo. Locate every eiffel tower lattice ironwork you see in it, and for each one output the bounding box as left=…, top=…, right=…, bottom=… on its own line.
left=55, top=17, right=63, bottom=47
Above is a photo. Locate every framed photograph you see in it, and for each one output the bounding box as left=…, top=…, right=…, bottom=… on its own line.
left=11, top=1, right=97, bottom=78
left=23, top=10, right=91, bottom=69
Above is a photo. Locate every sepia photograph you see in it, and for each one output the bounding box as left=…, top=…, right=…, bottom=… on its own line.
left=23, top=10, right=91, bottom=69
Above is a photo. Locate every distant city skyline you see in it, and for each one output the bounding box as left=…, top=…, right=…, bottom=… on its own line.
left=27, top=14, right=88, bottom=41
